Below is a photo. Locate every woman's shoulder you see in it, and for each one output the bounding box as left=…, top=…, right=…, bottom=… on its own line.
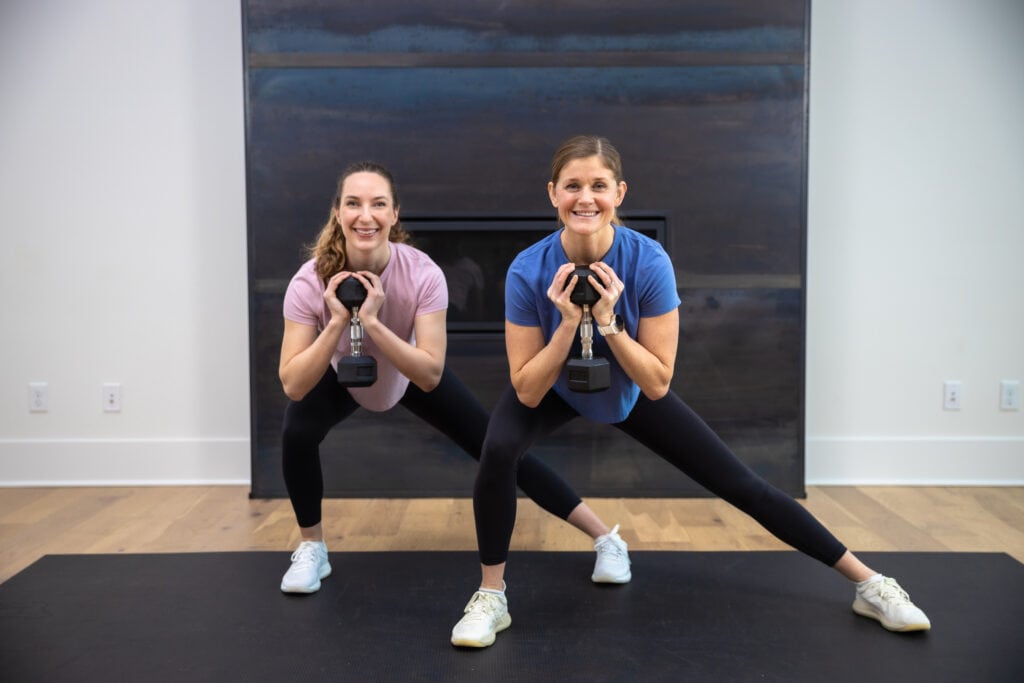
left=616, top=224, right=663, bottom=249
left=289, top=258, right=320, bottom=285
left=391, top=241, right=444, bottom=275
left=616, top=225, right=670, bottom=261
left=393, top=240, right=434, bottom=261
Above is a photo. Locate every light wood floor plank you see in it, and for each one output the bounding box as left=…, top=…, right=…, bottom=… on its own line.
left=1, top=486, right=1021, bottom=584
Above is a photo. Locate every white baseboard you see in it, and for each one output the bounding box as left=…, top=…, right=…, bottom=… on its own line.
left=806, top=436, right=1024, bottom=485
left=0, top=438, right=251, bottom=486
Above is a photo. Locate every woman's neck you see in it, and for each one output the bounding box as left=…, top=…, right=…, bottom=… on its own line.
left=560, top=225, right=615, bottom=265
left=346, top=243, right=392, bottom=275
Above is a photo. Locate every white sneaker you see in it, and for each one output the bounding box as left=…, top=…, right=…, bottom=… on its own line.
left=592, top=524, right=631, bottom=584
left=280, top=540, right=331, bottom=594
left=450, top=589, right=511, bottom=648
left=852, top=575, right=931, bottom=632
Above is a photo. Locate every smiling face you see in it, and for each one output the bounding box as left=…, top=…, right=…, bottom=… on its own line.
left=548, top=155, right=626, bottom=239
left=335, top=171, right=399, bottom=262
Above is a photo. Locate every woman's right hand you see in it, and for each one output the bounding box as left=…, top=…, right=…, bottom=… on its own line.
left=546, top=262, right=584, bottom=328
left=323, top=272, right=354, bottom=325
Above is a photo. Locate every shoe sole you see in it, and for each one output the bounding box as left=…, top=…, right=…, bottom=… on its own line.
left=280, top=563, right=332, bottom=594
left=591, top=571, right=632, bottom=584
left=851, top=601, right=931, bottom=632
left=451, top=614, right=512, bottom=648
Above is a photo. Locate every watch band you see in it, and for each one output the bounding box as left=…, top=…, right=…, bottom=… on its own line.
left=597, top=314, right=624, bottom=336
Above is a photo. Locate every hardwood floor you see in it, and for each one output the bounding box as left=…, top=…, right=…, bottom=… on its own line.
left=1, top=486, right=1022, bottom=584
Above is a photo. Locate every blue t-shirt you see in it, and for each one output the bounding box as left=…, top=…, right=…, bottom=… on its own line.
left=505, top=226, right=681, bottom=423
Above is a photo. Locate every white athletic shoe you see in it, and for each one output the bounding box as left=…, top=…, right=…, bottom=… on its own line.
left=592, top=524, right=632, bottom=584
left=852, top=575, right=931, bottom=632
left=451, top=589, right=511, bottom=648
left=280, top=540, right=331, bottom=594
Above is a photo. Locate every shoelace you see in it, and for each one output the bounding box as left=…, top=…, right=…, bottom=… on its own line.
left=462, top=592, right=502, bottom=623
left=290, top=542, right=322, bottom=567
left=595, top=525, right=627, bottom=559
left=868, top=577, right=911, bottom=605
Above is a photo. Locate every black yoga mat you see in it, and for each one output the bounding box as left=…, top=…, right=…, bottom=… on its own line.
left=2, top=551, right=1021, bottom=681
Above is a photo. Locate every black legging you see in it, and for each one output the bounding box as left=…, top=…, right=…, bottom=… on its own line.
left=475, top=385, right=848, bottom=567
left=281, top=366, right=583, bottom=529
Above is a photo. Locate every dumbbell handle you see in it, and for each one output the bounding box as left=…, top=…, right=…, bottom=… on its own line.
left=579, top=305, right=594, bottom=360
left=349, top=307, right=364, bottom=357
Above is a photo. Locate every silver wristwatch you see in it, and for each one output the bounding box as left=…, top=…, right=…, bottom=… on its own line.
left=597, top=313, right=624, bottom=336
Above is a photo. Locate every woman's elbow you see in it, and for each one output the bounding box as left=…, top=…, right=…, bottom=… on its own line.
left=413, top=361, right=444, bottom=393
left=641, top=370, right=674, bottom=401
left=419, top=370, right=443, bottom=393
left=515, top=389, right=542, bottom=408
left=283, top=386, right=307, bottom=402
left=642, top=384, right=671, bottom=402
left=280, top=374, right=307, bottom=402
left=511, top=378, right=542, bottom=408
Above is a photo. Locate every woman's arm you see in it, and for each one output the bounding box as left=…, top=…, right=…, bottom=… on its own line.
left=584, top=260, right=678, bottom=400
left=362, top=308, right=446, bottom=392
left=352, top=270, right=446, bottom=392
left=506, top=319, right=577, bottom=407
left=278, top=272, right=352, bottom=401
left=601, top=309, right=678, bottom=400
left=505, top=262, right=583, bottom=407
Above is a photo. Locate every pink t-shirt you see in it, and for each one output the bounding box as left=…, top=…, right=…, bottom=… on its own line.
left=283, top=242, right=448, bottom=411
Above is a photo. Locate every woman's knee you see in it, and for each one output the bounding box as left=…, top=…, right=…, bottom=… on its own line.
left=478, top=439, right=521, bottom=481
left=281, top=418, right=324, bottom=454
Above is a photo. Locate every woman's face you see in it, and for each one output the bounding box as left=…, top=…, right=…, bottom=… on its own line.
left=335, top=171, right=398, bottom=256
left=548, top=155, right=625, bottom=238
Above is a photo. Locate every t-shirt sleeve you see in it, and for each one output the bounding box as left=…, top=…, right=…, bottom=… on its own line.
left=416, top=262, right=449, bottom=317
left=638, top=244, right=682, bottom=318
left=282, top=268, right=324, bottom=327
left=504, top=259, right=541, bottom=327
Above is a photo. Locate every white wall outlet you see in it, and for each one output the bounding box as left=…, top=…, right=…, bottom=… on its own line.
left=943, top=380, right=962, bottom=410
left=29, top=382, right=48, bottom=412
left=102, top=383, right=122, bottom=412
left=1000, top=380, right=1021, bottom=411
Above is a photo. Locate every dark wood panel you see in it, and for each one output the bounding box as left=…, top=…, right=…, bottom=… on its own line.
left=243, top=0, right=810, bottom=498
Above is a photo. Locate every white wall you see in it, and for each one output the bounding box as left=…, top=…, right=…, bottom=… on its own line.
left=0, top=0, right=250, bottom=484
left=0, top=0, right=1020, bottom=486
left=806, top=0, right=1024, bottom=483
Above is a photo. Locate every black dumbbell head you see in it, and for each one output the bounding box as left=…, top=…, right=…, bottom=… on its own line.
left=337, top=355, right=377, bottom=387
left=336, top=277, right=368, bottom=309
left=566, top=266, right=600, bottom=306
left=566, top=357, right=611, bottom=392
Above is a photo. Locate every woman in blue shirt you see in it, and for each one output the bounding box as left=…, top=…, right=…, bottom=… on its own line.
left=450, top=136, right=930, bottom=648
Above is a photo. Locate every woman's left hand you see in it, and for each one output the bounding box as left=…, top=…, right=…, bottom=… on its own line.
left=348, top=271, right=387, bottom=321
left=587, top=261, right=624, bottom=326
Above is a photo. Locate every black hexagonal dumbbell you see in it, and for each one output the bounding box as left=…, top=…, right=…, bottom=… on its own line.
left=335, top=278, right=377, bottom=387
left=564, top=267, right=610, bottom=393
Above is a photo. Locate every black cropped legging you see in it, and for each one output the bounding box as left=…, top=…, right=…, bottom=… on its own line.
left=475, top=386, right=848, bottom=567
left=281, top=366, right=583, bottom=529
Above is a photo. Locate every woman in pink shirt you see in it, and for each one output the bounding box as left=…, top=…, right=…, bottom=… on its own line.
left=277, top=161, right=631, bottom=594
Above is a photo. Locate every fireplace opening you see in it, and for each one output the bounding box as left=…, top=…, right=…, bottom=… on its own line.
left=405, top=213, right=668, bottom=333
